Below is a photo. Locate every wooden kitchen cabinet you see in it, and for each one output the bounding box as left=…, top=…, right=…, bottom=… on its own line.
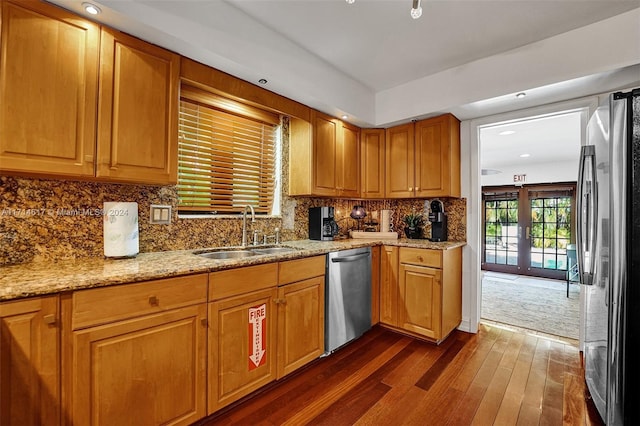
left=360, top=129, right=386, bottom=198
left=370, top=245, right=381, bottom=325
left=0, top=295, right=60, bottom=426
left=396, top=247, right=462, bottom=343
left=414, top=114, right=461, bottom=198
left=0, top=0, right=179, bottom=185
left=208, top=264, right=278, bottom=413
left=65, top=274, right=208, bottom=426
left=378, top=246, right=461, bottom=343
left=289, top=110, right=360, bottom=197
left=385, top=114, right=460, bottom=198
left=276, top=255, right=325, bottom=378
left=0, top=0, right=99, bottom=178
left=379, top=245, right=399, bottom=327
left=209, top=287, right=278, bottom=413
left=97, top=28, right=180, bottom=185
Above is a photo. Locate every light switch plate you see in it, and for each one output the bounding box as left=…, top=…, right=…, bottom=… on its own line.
left=150, top=205, right=172, bottom=224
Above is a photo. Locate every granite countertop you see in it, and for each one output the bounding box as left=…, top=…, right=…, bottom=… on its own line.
left=0, top=239, right=465, bottom=302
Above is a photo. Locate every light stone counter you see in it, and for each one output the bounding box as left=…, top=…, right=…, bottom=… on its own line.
left=0, top=239, right=465, bottom=301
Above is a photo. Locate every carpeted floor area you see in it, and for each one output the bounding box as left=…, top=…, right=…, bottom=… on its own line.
left=481, top=272, right=580, bottom=339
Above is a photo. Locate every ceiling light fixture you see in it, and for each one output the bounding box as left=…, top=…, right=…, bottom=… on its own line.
left=516, top=92, right=527, bottom=99
left=499, top=130, right=516, bottom=136
left=346, top=0, right=422, bottom=19
left=82, top=2, right=101, bottom=15
left=411, top=0, right=423, bottom=19
left=342, top=114, right=348, bottom=120
left=519, top=153, right=530, bottom=158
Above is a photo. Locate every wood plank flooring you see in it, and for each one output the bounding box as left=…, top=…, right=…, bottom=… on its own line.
left=195, top=324, right=605, bottom=426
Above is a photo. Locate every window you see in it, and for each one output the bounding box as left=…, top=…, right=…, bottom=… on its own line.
left=178, top=85, right=281, bottom=215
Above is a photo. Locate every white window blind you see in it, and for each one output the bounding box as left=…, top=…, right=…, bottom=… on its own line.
left=178, top=85, right=279, bottom=214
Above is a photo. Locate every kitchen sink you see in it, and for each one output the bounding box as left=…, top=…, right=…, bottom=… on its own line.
left=198, top=250, right=256, bottom=260
left=196, top=245, right=298, bottom=260
left=249, top=246, right=298, bottom=255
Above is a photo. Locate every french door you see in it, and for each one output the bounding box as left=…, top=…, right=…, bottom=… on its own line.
left=482, top=183, right=576, bottom=280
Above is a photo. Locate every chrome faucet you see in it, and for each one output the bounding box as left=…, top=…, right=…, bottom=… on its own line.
left=241, top=205, right=256, bottom=247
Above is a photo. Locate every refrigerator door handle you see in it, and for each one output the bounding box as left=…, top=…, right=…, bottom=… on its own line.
left=576, top=145, right=596, bottom=285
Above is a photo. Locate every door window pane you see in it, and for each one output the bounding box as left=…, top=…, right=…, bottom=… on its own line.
left=530, top=196, right=572, bottom=271
left=484, top=197, right=518, bottom=266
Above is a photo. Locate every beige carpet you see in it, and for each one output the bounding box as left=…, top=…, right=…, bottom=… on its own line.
left=481, top=273, right=580, bottom=339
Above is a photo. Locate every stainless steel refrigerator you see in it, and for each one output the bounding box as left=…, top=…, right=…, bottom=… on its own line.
left=577, top=88, right=639, bottom=425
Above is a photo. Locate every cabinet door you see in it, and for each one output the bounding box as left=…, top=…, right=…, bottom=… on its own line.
left=0, top=296, right=59, bottom=426
left=370, top=245, right=381, bottom=326
left=360, top=129, right=385, bottom=198
left=312, top=111, right=338, bottom=196
left=209, top=288, right=277, bottom=413
left=277, top=276, right=324, bottom=378
left=385, top=123, right=415, bottom=198
left=398, top=263, right=442, bottom=340
left=0, top=0, right=98, bottom=177
left=379, top=246, right=399, bottom=327
left=71, top=305, right=207, bottom=426
left=338, top=122, right=360, bottom=197
left=414, top=114, right=460, bottom=198
left=97, top=28, right=179, bottom=185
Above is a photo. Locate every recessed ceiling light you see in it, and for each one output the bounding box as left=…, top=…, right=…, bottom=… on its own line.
left=499, top=130, right=516, bottom=136
left=342, top=115, right=348, bottom=120
left=519, top=153, right=530, bottom=158
left=258, top=78, right=268, bottom=85
left=82, top=2, right=101, bottom=15
left=482, top=169, right=502, bottom=176
left=516, top=92, right=527, bottom=99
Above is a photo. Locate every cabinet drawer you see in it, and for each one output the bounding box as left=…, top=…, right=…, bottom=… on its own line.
left=209, top=263, right=278, bottom=300
left=399, top=248, right=442, bottom=268
left=278, top=256, right=325, bottom=285
left=72, top=274, right=208, bottom=330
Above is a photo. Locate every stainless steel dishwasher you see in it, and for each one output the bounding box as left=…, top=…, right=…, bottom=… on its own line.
left=324, top=247, right=372, bottom=355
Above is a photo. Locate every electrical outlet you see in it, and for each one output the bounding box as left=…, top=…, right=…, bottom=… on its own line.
left=150, top=205, right=171, bottom=224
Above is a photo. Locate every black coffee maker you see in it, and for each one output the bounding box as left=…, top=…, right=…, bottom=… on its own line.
left=428, top=200, right=448, bottom=242
left=309, top=207, right=338, bottom=241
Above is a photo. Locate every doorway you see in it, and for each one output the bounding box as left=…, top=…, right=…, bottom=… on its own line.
left=482, top=183, right=576, bottom=280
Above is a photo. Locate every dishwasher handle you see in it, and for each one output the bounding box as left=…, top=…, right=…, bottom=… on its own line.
left=330, top=253, right=370, bottom=263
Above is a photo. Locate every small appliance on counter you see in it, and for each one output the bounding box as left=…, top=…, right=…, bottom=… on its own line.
left=428, top=200, right=448, bottom=242
left=309, top=206, right=338, bottom=241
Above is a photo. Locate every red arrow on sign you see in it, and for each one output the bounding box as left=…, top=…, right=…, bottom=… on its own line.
left=248, top=303, right=267, bottom=370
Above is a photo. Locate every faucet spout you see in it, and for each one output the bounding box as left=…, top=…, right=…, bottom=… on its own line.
left=241, top=205, right=256, bottom=247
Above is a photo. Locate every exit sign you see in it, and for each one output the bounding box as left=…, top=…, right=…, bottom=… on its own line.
left=514, top=174, right=527, bottom=183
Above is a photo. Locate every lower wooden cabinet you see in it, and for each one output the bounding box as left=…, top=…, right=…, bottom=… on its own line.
left=64, top=274, right=208, bottom=426
left=379, top=245, right=399, bottom=327
left=276, top=276, right=324, bottom=378
left=379, top=247, right=462, bottom=343
left=208, top=287, right=278, bottom=413
left=398, top=263, right=442, bottom=339
left=0, top=295, right=60, bottom=426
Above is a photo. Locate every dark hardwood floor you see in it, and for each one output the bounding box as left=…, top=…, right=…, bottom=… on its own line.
left=195, top=324, right=605, bottom=426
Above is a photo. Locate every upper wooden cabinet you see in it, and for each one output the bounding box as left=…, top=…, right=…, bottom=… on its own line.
left=289, top=110, right=360, bottom=197
left=0, top=0, right=179, bottom=185
left=414, top=114, right=460, bottom=198
left=1, top=295, right=60, bottom=426
left=385, top=114, right=460, bottom=199
left=96, top=29, right=180, bottom=185
left=385, top=123, right=415, bottom=198
left=0, top=0, right=99, bottom=177
left=360, top=129, right=385, bottom=199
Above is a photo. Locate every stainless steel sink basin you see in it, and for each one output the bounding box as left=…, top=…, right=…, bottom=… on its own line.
left=198, top=250, right=256, bottom=260
left=196, top=245, right=298, bottom=260
left=250, top=246, right=298, bottom=255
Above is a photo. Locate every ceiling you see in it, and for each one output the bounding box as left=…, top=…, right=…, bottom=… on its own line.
left=480, top=111, right=582, bottom=172
left=49, top=0, right=640, bottom=127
